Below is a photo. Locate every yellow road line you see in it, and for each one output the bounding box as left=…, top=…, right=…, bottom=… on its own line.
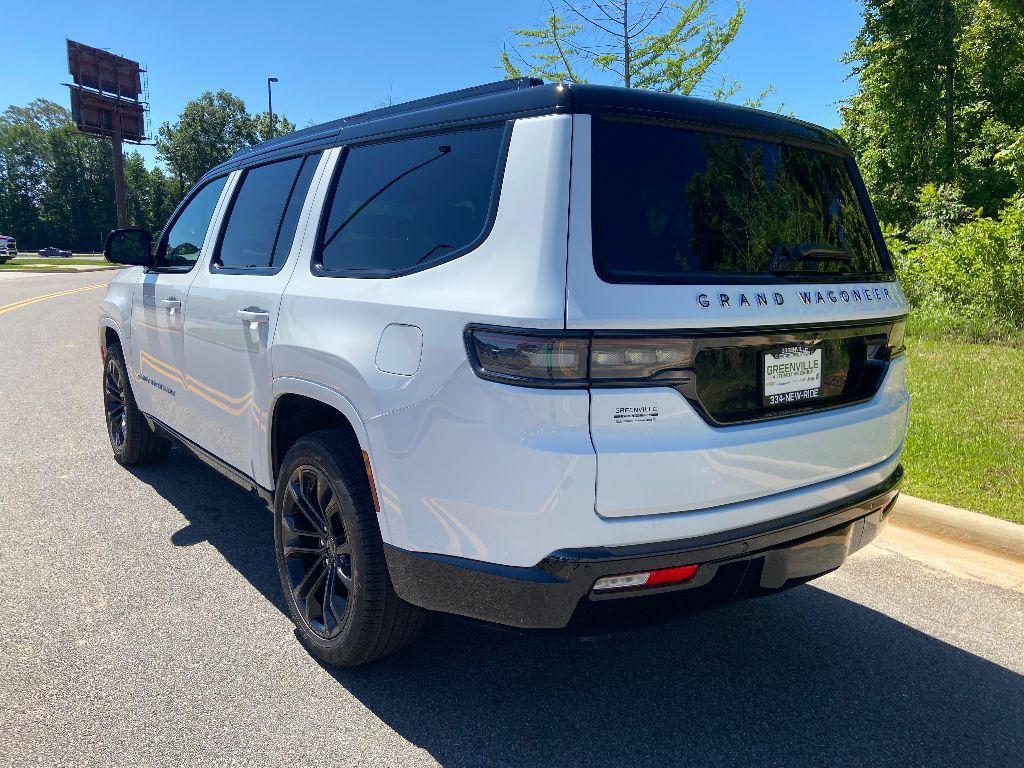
left=0, top=283, right=105, bottom=316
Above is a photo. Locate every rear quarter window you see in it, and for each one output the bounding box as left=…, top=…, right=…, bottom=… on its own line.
left=315, top=125, right=508, bottom=277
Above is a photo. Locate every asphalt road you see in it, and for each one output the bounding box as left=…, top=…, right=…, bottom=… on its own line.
left=2, top=271, right=1022, bottom=768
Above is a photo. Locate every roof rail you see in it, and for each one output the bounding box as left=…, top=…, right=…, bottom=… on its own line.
left=230, top=78, right=545, bottom=161
left=341, top=77, right=544, bottom=128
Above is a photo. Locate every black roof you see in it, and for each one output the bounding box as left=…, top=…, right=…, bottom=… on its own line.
left=203, top=79, right=847, bottom=182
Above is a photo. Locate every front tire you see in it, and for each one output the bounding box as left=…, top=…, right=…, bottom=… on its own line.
left=103, top=343, right=171, bottom=465
left=273, top=430, right=426, bottom=666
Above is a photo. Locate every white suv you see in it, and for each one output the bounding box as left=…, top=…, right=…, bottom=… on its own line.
left=99, top=79, right=909, bottom=666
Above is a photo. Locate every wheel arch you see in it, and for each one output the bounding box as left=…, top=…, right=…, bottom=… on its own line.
left=98, top=317, right=123, bottom=356
left=265, top=379, right=381, bottom=528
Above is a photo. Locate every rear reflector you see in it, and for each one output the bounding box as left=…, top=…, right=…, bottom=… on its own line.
left=592, top=564, right=698, bottom=592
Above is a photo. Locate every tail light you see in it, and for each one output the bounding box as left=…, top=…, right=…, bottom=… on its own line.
left=888, top=318, right=906, bottom=357
left=467, top=321, right=907, bottom=389
left=465, top=328, right=696, bottom=388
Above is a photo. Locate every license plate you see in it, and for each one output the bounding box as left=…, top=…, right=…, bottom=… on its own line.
left=763, top=346, right=822, bottom=406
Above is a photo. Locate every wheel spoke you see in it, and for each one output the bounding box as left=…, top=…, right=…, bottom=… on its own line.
left=302, top=565, right=329, bottom=628
left=315, top=477, right=336, bottom=535
left=283, top=541, right=323, bottom=559
left=288, top=478, right=327, bottom=536
left=322, top=566, right=338, bottom=633
left=294, top=556, right=327, bottom=601
left=335, top=555, right=353, bottom=589
left=327, top=569, right=348, bottom=626
left=282, top=513, right=323, bottom=538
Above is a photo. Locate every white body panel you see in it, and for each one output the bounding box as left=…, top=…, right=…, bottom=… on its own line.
left=98, top=108, right=911, bottom=570
left=180, top=155, right=332, bottom=482
left=590, top=356, right=908, bottom=518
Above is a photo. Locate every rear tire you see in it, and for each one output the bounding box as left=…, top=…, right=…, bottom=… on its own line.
left=103, top=343, right=171, bottom=465
left=273, top=430, right=426, bottom=667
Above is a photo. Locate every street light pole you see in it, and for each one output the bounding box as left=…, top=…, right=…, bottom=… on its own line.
left=267, top=76, right=279, bottom=139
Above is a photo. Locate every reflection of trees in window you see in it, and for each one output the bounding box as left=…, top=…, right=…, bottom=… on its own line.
left=683, top=136, right=881, bottom=274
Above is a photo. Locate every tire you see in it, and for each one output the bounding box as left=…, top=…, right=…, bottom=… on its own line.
left=103, top=343, right=171, bottom=465
left=273, top=430, right=426, bottom=666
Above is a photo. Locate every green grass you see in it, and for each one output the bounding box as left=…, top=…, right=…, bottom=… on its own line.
left=5, top=258, right=109, bottom=266
left=903, top=328, right=1024, bottom=524
left=0, top=257, right=118, bottom=271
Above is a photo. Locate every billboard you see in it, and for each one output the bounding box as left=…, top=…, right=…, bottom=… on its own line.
left=65, top=39, right=147, bottom=142
left=66, top=40, right=142, bottom=100
left=68, top=88, right=147, bottom=143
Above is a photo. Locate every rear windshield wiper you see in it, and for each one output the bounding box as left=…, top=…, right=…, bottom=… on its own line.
left=768, top=242, right=853, bottom=273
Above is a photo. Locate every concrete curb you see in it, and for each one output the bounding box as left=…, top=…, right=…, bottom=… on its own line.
left=889, top=494, right=1024, bottom=561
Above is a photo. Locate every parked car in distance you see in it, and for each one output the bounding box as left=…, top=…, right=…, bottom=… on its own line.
left=98, top=79, right=909, bottom=667
left=0, top=235, right=17, bottom=261
left=38, top=246, right=72, bottom=258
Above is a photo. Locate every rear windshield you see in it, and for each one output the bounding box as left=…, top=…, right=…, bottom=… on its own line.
left=593, top=117, right=892, bottom=283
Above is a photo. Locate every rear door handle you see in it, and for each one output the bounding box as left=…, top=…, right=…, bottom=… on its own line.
left=160, top=298, right=181, bottom=310
left=237, top=309, right=271, bottom=324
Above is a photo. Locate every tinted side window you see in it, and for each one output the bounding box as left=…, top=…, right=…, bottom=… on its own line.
left=318, top=126, right=505, bottom=274
left=156, top=176, right=227, bottom=270
left=216, top=157, right=303, bottom=269
left=271, top=152, right=321, bottom=269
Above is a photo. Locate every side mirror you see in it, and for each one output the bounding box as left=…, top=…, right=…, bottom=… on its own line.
left=104, top=228, right=152, bottom=266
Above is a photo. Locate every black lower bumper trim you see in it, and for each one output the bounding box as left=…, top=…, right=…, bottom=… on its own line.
left=385, top=467, right=902, bottom=631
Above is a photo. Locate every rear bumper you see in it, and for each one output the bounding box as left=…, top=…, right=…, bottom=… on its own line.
left=385, top=466, right=902, bottom=631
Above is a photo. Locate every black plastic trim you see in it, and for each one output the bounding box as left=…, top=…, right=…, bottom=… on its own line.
left=546, top=465, right=903, bottom=566
left=385, top=467, right=902, bottom=630
left=146, top=415, right=274, bottom=505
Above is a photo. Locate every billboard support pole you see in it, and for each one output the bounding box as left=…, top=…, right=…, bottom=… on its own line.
left=111, top=128, right=128, bottom=229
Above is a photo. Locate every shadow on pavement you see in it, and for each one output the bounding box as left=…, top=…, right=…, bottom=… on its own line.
left=136, top=446, right=1024, bottom=768
left=129, top=446, right=287, bottom=615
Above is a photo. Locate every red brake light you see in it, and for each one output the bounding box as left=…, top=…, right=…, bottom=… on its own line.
left=592, top=563, right=698, bottom=592
left=644, top=564, right=699, bottom=586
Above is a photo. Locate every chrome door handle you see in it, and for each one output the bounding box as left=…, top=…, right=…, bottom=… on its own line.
left=237, top=309, right=271, bottom=324
left=160, top=298, right=181, bottom=310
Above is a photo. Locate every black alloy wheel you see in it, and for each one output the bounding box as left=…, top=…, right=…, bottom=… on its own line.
left=279, top=465, right=354, bottom=639
left=103, top=355, right=128, bottom=454
left=101, top=343, right=171, bottom=465
left=273, top=430, right=426, bottom=666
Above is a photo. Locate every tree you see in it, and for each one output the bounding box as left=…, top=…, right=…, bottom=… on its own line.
left=500, top=1, right=751, bottom=99
left=253, top=112, right=297, bottom=142
left=156, top=91, right=296, bottom=195
left=1, top=98, right=74, bottom=132
left=156, top=90, right=256, bottom=195
left=841, top=0, right=1024, bottom=226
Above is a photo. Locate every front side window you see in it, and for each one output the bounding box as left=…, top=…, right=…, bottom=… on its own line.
left=154, top=176, right=228, bottom=271
left=214, top=152, right=321, bottom=271
left=593, top=117, right=891, bottom=283
left=317, top=125, right=506, bottom=275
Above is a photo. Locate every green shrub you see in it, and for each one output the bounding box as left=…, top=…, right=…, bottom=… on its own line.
left=892, top=192, right=1024, bottom=343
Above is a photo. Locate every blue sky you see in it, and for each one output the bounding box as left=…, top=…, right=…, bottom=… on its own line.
left=4, top=0, right=865, bottom=167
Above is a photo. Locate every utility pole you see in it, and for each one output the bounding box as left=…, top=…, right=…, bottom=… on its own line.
left=267, top=77, right=279, bottom=139
left=111, top=126, right=128, bottom=229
